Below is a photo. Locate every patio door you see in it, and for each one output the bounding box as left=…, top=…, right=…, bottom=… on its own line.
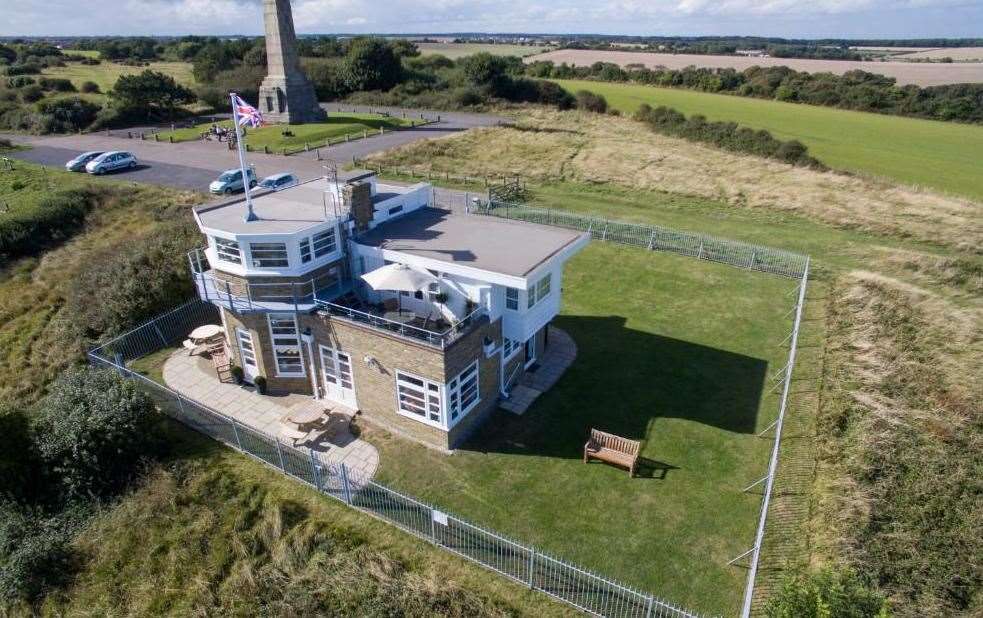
left=236, top=328, right=259, bottom=383
left=319, top=345, right=357, bottom=408
left=524, top=335, right=537, bottom=369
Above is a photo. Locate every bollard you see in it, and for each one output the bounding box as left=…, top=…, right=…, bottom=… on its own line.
left=264, top=145, right=270, bottom=154
left=154, top=133, right=159, bottom=141
left=379, top=127, right=384, bottom=135
left=169, top=135, right=174, bottom=143
left=345, top=133, right=350, bottom=142
left=140, top=132, right=145, bottom=140
left=363, top=130, right=367, bottom=139
left=127, top=131, right=132, bottom=139
left=304, top=141, right=309, bottom=151
left=314, top=148, right=320, bottom=161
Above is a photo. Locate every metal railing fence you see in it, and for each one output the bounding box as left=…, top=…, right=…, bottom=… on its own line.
left=472, top=201, right=808, bottom=280
left=87, top=301, right=698, bottom=618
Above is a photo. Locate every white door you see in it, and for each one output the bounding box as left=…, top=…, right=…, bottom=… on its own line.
left=524, top=335, right=537, bottom=368
left=319, top=345, right=357, bottom=408
left=236, top=328, right=259, bottom=383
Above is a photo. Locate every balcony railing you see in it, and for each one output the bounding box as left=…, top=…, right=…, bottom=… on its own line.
left=189, top=248, right=486, bottom=348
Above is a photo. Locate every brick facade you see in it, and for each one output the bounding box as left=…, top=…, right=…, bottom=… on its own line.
left=220, top=308, right=313, bottom=395
left=211, top=259, right=345, bottom=301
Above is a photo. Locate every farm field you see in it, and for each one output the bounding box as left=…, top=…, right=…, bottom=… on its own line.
left=416, top=42, right=549, bottom=59
left=156, top=113, right=413, bottom=151
left=551, top=78, right=983, bottom=201
left=895, top=46, right=983, bottom=61
left=371, top=241, right=797, bottom=616
left=40, top=60, right=195, bottom=99
left=527, top=49, right=983, bottom=86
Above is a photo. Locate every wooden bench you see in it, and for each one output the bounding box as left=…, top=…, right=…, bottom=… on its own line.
left=583, top=428, right=641, bottom=477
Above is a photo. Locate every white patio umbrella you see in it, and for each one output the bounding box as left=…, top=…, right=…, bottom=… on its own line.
left=360, top=263, right=439, bottom=293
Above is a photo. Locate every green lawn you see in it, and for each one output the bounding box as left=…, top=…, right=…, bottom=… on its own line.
left=369, top=241, right=796, bottom=616
left=416, top=43, right=549, bottom=59
left=156, top=113, right=415, bottom=152
left=551, top=79, right=983, bottom=201
left=40, top=60, right=195, bottom=100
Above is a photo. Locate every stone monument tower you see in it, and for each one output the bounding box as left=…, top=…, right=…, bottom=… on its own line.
left=257, top=0, right=325, bottom=124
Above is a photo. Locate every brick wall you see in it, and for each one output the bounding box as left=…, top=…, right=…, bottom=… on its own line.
left=221, top=308, right=313, bottom=395
left=212, top=259, right=345, bottom=301
left=445, top=317, right=503, bottom=449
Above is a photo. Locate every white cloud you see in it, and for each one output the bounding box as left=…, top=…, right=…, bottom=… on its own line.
left=2, top=0, right=980, bottom=37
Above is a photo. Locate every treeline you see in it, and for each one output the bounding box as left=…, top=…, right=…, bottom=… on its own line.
left=527, top=61, right=983, bottom=123
left=556, top=35, right=983, bottom=49
left=563, top=39, right=863, bottom=61
left=633, top=103, right=824, bottom=169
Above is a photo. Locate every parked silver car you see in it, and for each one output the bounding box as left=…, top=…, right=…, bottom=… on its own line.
left=64, top=151, right=103, bottom=172
left=85, top=151, right=138, bottom=175
left=210, top=168, right=258, bottom=195
left=257, top=173, right=299, bottom=192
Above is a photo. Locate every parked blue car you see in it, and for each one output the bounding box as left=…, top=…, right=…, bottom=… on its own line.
left=85, top=151, right=138, bottom=175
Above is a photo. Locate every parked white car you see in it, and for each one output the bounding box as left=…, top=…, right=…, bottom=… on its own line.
left=85, top=151, right=137, bottom=175
left=65, top=151, right=103, bottom=172
left=257, top=173, right=299, bottom=192
left=210, top=168, right=258, bottom=195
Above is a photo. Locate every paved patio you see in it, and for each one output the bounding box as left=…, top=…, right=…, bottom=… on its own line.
left=162, top=350, right=379, bottom=482
left=500, top=327, right=578, bottom=415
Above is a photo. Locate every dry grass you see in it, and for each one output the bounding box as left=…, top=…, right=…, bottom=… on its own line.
left=812, top=265, right=982, bottom=616
left=370, top=108, right=983, bottom=254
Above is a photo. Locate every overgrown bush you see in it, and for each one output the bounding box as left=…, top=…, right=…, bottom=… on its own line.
left=67, top=223, right=198, bottom=339
left=34, top=367, right=160, bottom=501
left=20, top=83, right=43, bottom=102
left=5, top=63, right=41, bottom=76
left=0, top=188, right=98, bottom=263
left=575, top=89, right=608, bottom=113
left=0, top=404, right=42, bottom=503
left=36, top=98, right=101, bottom=132
left=79, top=80, right=100, bottom=93
left=634, top=103, right=825, bottom=168
left=0, top=503, right=75, bottom=603
left=7, top=75, right=35, bottom=88
left=765, top=567, right=889, bottom=618
left=38, top=77, right=76, bottom=92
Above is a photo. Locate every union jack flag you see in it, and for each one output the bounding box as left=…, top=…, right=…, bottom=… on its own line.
left=231, top=93, right=264, bottom=128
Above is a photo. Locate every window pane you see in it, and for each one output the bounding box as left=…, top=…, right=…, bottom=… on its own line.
left=527, top=286, right=536, bottom=308
left=214, top=237, right=241, bottom=264
left=538, top=274, right=551, bottom=298
left=312, top=228, right=337, bottom=257
left=250, top=243, right=289, bottom=268
left=505, top=287, right=519, bottom=310
left=300, top=238, right=312, bottom=263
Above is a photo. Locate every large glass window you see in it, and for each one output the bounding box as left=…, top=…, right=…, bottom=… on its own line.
left=312, top=228, right=337, bottom=258
left=250, top=242, right=289, bottom=268
left=526, top=273, right=552, bottom=308
left=299, top=237, right=312, bottom=263
left=396, top=371, right=442, bottom=425
left=267, top=313, right=304, bottom=376
left=447, top=361, right=480, bottom=423
left=214, top=237, right=241, bottom=265
left=505, top=287, right=519, bottom=311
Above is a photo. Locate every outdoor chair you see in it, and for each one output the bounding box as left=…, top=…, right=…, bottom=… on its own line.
left=182, top=339, right=206, bottom=356
left=584, top=428, right=641, bottom=477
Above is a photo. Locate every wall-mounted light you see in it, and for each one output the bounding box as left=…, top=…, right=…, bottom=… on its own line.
left=364, top=355, right=379, bottom=369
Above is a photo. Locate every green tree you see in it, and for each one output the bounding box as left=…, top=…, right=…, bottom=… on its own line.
left=192, top=43, right=235, bottom=82
left=110, top=70, right=196, bottom=119
left=459, top=52, right=511, bottom=86
left=341, top=37, right=403, bottom=92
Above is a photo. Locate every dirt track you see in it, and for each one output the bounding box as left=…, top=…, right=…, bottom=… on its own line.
left=526, top=49, right=983, bottom=87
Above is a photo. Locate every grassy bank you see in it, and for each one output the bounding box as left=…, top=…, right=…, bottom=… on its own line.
left=550, top=79, right=983, bottom=201
left=40, top=61, right=195, bottom=102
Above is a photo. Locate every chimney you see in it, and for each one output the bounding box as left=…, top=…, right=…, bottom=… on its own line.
left=344, top=181, right=373, bottom=232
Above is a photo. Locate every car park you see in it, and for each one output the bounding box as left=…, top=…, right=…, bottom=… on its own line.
left=64, top=151, right=103, bottom=172
left=257, top=173, right=299, bottom=192
left=209, top=168, right=258, bottom=195
left=85, top=151, right=138, bottom=175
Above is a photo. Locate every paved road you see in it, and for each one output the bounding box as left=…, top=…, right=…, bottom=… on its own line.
left=3, top=105, right=506, bottom=193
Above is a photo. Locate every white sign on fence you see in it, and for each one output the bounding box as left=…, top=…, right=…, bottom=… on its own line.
left=432, top=509, right=448, bottom=526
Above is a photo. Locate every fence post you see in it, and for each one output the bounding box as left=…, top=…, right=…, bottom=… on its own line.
left=114, top=352, right=126, bottom=376
left=527, top=549, right=537, bottom=589
left=309, top=450, right=321, bottom=489
left=230, top=418, right=243, bottom=450
left=697, top=241, right=705, bottom=260
left=224, top=280, right=234, bottom=310
left=646, top=594, right=655, bottom=618
left=647, top=230, right=656, bottom=251
left=748, top=251, right=756, bottom=269
left=601, top=222, right=609, bottom=241
left=339, top=464, right=354, bottom=504
left=275, top=438, right=286, bottom=472
left=153, top=323, right=168, bottom=346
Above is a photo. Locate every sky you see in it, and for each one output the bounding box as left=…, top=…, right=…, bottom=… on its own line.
left=4, top=0, right=983, bottom=39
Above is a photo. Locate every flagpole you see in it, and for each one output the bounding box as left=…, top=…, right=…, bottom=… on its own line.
left=230, top=92, right=257, bottom=222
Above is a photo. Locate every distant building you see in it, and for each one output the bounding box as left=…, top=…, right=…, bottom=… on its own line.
left=735, top=49, right=769, bottom=58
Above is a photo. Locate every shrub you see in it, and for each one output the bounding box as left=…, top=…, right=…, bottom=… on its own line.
left=33, top=367, right=160, bottom=501
left=36, top=97, right=101, bottom=132
left=0, top=503, right=74, bottom=603
left=38, top=77, right=76, bottom=92
left=0, top=404, right=42, bottom=503
left=341, top=37, right=403, bottom=92
left=0, top=188, right=97, bottom=263
left=5, top=63, right=41, bottom=76
left=254, top=375, right=268, bottom=395
left=79, top=80, right=100, bottom=94
left=79, top=57, right=101, bottom=66
left=575, top=89, right=608, bottom=113
left=20, top=83, right=43, bottom=102
left=764, top=567, right=888, bottom=618
left=7, top=75, right=34, bottom=88
left=231, top=365, right=244, bottom=384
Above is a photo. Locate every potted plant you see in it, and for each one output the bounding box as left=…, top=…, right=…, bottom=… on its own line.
left=254, top=375, right=267, bottom=395
left=230, top=365, right=244, bottom=384
left=433, top=292, right=449, bottom=304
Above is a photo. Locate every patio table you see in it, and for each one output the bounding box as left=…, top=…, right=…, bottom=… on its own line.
left=189, top=324, right=224, bottom=342
left=286, top=406, right=330, bottom=425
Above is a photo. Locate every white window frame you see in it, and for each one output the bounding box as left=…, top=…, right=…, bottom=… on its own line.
left=395, top=370, right=444, bottom=428
left=299, top=237, right=312, bottom=263
left=250, top=242, right=289, bottom=268
left=214, top=237, right=242, bottom=265
left=447, top=361, right=480, bottom=425
left=526, top=273, right=552, bottom=308
left=267, top=313, right=305, bottom=377
left=312, top=227, right=337, bottom=258
left=505, top=287, right=519, bottom=311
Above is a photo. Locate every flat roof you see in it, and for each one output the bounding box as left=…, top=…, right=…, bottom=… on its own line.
left=195, top=180, right=345, bottom=235
left=355, top=208, right=586, bottom=278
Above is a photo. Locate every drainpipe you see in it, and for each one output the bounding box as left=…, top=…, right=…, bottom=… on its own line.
left=302, top=328, right=319, bottom=399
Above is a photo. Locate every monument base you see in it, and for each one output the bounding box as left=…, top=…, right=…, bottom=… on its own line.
left=258, top=75, right=326, bottom=124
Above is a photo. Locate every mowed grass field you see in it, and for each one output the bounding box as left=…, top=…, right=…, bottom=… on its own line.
left=41, top=60, right=195, bottom=99
left=416, top=42, right=549, bottom=59
left=552, top=79, right=983, bottom=201
left=371, top=242, right=796, bottom=615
